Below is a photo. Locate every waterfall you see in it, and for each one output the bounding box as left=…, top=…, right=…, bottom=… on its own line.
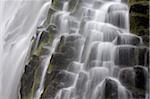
left=1, top=0, right=148, bottom=99
left=49, top=0, right=148, bottom=99
left=0, top=0, right=51, bottom=99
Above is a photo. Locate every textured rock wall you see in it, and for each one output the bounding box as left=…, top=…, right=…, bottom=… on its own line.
left=20, top=0, right=149, bottom=99
left=128, top=0, right=149, bottom=46
left=128, top=0, right=149, bottom=98
left=20, top=0, right=79, bottom=99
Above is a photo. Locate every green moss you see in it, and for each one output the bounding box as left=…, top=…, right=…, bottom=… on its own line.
left=52, top=0, right=62, bottom=10
left=47, top=63, right=54, bottom=73
left=44, top=8, right=56, bottom=26
left=129, top=0, right=149, bottom=46
left=20, top=55, right=40, bottom=99
left=34, top=31, right=54, bottom=56
left=20, top=23, right=57, bottom=99
left=30, top=66, right=42, bottom=98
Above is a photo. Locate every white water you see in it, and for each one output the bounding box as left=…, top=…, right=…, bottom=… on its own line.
left=52, top=0, right=147, bottom=99
left=0, top=0, right=50, bottom=99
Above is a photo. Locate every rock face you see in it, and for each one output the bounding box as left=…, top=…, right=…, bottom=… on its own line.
left=20, top=13, right=58, bottom=99
left=128, top=0, right=149, bottom=46
left=20, top=55, right=41, bottom=99
left=41, top=34, right=83, bottom=99
left=104, top=78, right=118, bottom=99
left=114, top=45, right=138, bottom=67
left=94, top=78, right=131, bottom=99
left=119, top=66, right=148, bottom=98
left=125, top=2, right=149, bottom=98
left=20, top=0, right=149, bottom=99
left=41, top=70, right=75, bottom=98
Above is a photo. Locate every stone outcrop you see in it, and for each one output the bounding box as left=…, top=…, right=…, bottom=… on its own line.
left=20, top=0, right=149, bottom=99
left=20, top=18, right=58, bottom=99
left=128, top=0, right=149, bottom=46
left=119, top=66, right=148, bottom=98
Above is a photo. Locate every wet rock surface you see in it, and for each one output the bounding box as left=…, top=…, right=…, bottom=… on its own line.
left=104, top=78, right=118, bottom=99
left=41, top=70, right=75, bottom=98
left=119, top=66, right=148, bottom=98
left=114, top=45, right=138, bottom=66
left=41, top=33, right=84, bottom=98
left=20, top=55, right=41, bottom=99
left=116, top=34, right=141, bottom=46
left=129, top=0, right=149, bottom=46
left=20, top=0, right=149, bottom=99
left=20, top=13, right=58, bottom=99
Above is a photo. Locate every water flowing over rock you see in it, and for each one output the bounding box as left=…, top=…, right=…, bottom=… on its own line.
left=0, top=0, right=149, bottom=99
left=0, top=0, right=51, bottom=99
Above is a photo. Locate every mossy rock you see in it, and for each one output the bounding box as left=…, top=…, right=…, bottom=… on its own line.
left=52, top=0, right=79, bottom=12
left=40, top=70, right=75, bottom=99
left=44, top=8, right=56, bottom=26
left=130, top=2, right=149, bottom=15
left=34, top=25, right=57, bottom=56
left=20, top=19, right=58, bottom=99
left=130, top=15, right=148, bottom=34
left=20, top=55, right=41, bottom=99
left=41, top=34, right=84, bottom=98
left=129, top=0, right=149, bottom=46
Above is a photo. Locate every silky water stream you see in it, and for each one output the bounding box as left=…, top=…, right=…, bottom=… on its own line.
left=0, top=0, right=149, bottom=99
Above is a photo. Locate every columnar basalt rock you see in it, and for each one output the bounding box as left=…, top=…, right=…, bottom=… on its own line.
left=19, top=0, right=149, bottom=99
left=20, top=20, right=58, bottom=99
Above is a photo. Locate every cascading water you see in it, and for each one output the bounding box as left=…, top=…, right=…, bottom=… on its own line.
left=0, top=0, right=51, bottom=99
left=1, top=0, right=149, bottom=99
left=49, top=0, right=148, bottom=99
